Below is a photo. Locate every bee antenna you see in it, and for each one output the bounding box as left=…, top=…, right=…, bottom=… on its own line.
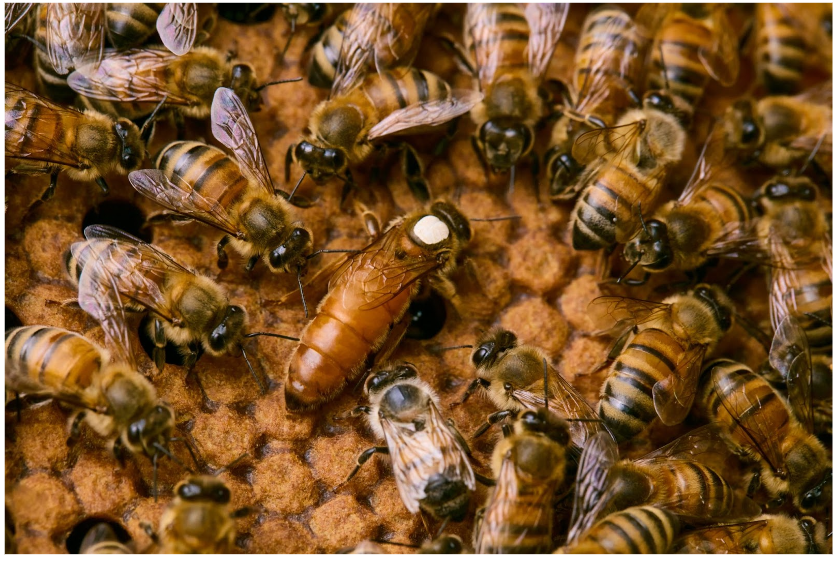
left=637, top=202, right=650, bottom=237
left=798, top=133, right=826, bottom=175
left=213, top=453, right=250, bottom=476
left=470, top=215, right=521, bottom=222
left=239, top=344, right=268, bottom=394
left=427, top=343, right=472, bottom=354
left=296, top=265, right=309, bottom=319
left=255, top=77, right=303, bottom=92
left=508, top=164, right=516, bottom=196
left=542, top=357, right=549, bottom=410
left=658, top=41, right=671, bottom=92
left=169, top=436, right=203, bottom=471
left=140, top=95, right=168, bottom=140
left=436, top=517, right=451, bottom=538
left=616, top=257, right=641, bottom=284
left=153, top=442, right=191, bottom=473
left=289, top=171, right=307, bottom=200
left=372, top=540, right=418, bottom=549
left=243, top=332, right=300, bottom=341
left=305, top=248, right=360, bottom=259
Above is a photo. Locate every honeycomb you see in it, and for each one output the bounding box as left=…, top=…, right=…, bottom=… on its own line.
left=5, top=4, right=831, bottom=554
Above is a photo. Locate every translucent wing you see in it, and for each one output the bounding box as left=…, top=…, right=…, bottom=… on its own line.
left=674, top=520, right=771, bottom=554
left=634, top=4, right=674, bottom=39
left=524, top=3, right=569, bottom=80
left=68, top=48, right=194, bottom=105
left=46, top=3, right=105, bottom=75
left=83, top=224, right=191, bottom=273
left=157, top=2, right=198, bottom=56
left=652, top=343, right=707, bottom=426
left=5, top=3, right=33, bottom=34
left=571, top=119, right=645, bottom=168
left=567, top=431, right=620, bottom=544
left=769, top=315, right=814, bottom=433
left=367, top=90, right=483, bottom=140
left=211, top=87, right=274, bottom=195
left=767, top=233, right=825, bottom=332
left=371, top=4, right=434, bottom=76
left=380, top=402, right=475, bottom=513
left=4, top=84, right=94, bottom=169
left=128, top=169, right=242, bottom=237
left=676, top=122, right=735, bottom=205
left=464, top=3, right=504, bottom=90
left=588, top=295, right=672, bottom=332
left=638, top=423, right=738, bottom=471
left=697, top=8, right=739, bottom=86
left=704, top=219, right=797, bottom=267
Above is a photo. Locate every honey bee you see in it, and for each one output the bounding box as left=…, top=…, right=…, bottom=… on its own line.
left=80, top=522, right=133, bottom=554
left=158, top=475, right=240, bottom=553
left=568, top=89, right=689, bottom=251
left=546, top=5, right=645, bottom=200
left=154, top=2, right=217, bottom=56
left=474, top=408, right=571, bottom=554
left=565, top=425, right=761, bottom=547
left=5, top=83, right=145, bottom=202
left=284, top=201, right=471, bottom=411
left=459, top=328, right=607, bottom=449
left=342, top=364, right=476, bottom=521
left=636, top=4, right=740, bottom=112
left=700, top=358, right=832, bottom=513
left=67, top=45, right=285, bottom=122
left=558, top=505, right=680, bottom=554
left=5, top=325, right=177, bottom=491
left=464, top=3, right=569, bottom=177
left=33, top=3, right=106, bottom=102
left=621, top=135, right=755, bottom=283
left=278, top=3, right=329, bottom=58
left=104, top=3, right=164, bottom=50
left=591, top=284, right=736, bottom=443
left=672, top=514, right=827, bottom=554
left=307, top=8, right=348, bottom=88
left=129, top=87, right=312, bottom=278
left=755, top=3, right=832, bottom=95
left=64, top=224, right=288, bottom=393
left=723, top=82, right=832, bottom=175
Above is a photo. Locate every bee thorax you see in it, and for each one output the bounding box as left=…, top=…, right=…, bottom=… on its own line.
left=413, top=216, right=450, bottom=245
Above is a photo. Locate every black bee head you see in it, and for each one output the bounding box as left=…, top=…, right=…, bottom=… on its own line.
left=478, top=118, right=533, bottom=171
left=114, top=119, right=144, bottom=171
left=517, top=409, right=570, bottom=446
left=176, top=477, right=231, bottom=504
left=471, top=330, right=517, bottom=369
left=546, top=147, right=584, bottom=199
left=365, top=364, right=418, bottom=396
left=126, top=404, right=174, bottom=455
left=230, top=63, right=260, bottom=110
left=693, top=284, right=734, bottom=332
left=209, top=305, right=247, bottom=354
left=624, top=219, right=672, bottom=271
left=269, top=228, right=312, bottom=273
left=294, top=142, right=347, bottom=181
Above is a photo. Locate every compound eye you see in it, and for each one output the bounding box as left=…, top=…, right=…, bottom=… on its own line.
left=471, top=343, right=493, bottom=367
left=366, top=371, right=390, bottom=394
left=178, top=482, right=202, bottom=500
left=800, top=518, right=815, bottom=533
left=696, top=286, right=711, bottom=299
left=213, top=486, right=231, bottom=504
left=742, top=119, right=760, bottom=144
left=127, top=421, right=144, bottom=444
left=767, top=181, right=791, bottom=199
left=323, top=149, right=345, bottom=171
left=799, top=185, right=816, bottom=201
left=647, top=219, right=667, bottom=240
left=395, top=364, right=417, bottom=379
left=310, top=3, right=327, bottom=20
left=802, top=487, right=822, bottom=509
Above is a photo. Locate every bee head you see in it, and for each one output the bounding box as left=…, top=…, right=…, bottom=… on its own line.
left=516, top=409, right=570, bottom=447
left=691, top=284, right=734, bottom=333
left=125, top=404, right=174, bottom=456
left=478, top=117, right=533, bottom=171
left=623, top=219, right=672, bottom=271
left=365, top=364, right=418, bottom=397
left=430, top=201, right=471, bottom=243
left=230, top=63, right=260, bottom=110
left=421, top=536, right=463, bottom=554
left=794, top=460, right=832, bottom=513
left=472, top=329, right=517, bottom=369
left=209, top=305, right=247, bottom=354
left=294, top=142, right=347, bottom=182
left=268, top=228, right=312, bottom=273
left=643, top=90, right=691, bottom=125
left=176, top=476, right=231, bottom=504
left=113, top=119, right=144, bottom=172
left=726, top=99, right=764, bottom=152
left=545, top=147, right=584, bottom=200
left=760, top=176, right=817, bottom=203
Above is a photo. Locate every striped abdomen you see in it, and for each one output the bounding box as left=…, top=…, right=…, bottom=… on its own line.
left=360, top=68, right=454, bottom=126
left=598, top=329, right=684, bottom=443
left=776, top=266, right=832, bottom=353
left=284, top=272, right=416, bottom=411
left=5, top=326, right=103, bottom=395
left=649, top=461, right=735, bottom=520
left=701, top=359, right=791, bottom=459
left=648, top=12, right=713, bottom=108
left=465, top=3, right=529, bottom=91
left=155, top=141, right=251, bottom=211
left=566, top=506, right=680, bottom=554
left=342, top=4, right=433, bottom=71
left=105, top=3, right=163, bottom=49
left=5, top=88, right=74, bottom=170
left=756, top=4, right=806, bottom=94
left=571, top=162, right=663, bottom=250
left=308, top=10, right=348, bottom=88
left=33, top=5, right=75, bottom=103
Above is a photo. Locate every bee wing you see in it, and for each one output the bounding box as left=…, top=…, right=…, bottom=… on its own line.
left=367, top=89, right=484, bottom=140
left=128, top=169, right=242, bottom=237
left=697, top=8, right=739, bottom=86
left=524, top=3, right=569, bottom=80
left=330, top=3, right=392, bottom=98
left=794, top=80, right=832, bottom=106
left=211, top=87, right=274, bottom=195
left=767, top=232, right=828, bottom=333
left=675, top=519, right=772, bottom=554
left=68, top=48, right=195, bottom=105
left=710, top=365, right=787, bottom=477
left=83, top=224, right=192, bottom=274
left=676, top=122, right=735, bottom=205
left=769, top=316, right=814, bottom=433
left=4, top=84, right=95, bottom=169
left=571, top=119, right=645, bottom=168
left=587, top=295, right=672, bottom=332
left=5, top=2, right=33, bottom=34
left=634, top=4, right=673, bottom=39
left=704, top=219, right=788, bottom=267
left=4, top=366, right=106, bottom=414
left=567, top=431, right=620, bottom=544
left=638, top=423, right=737, bottom=470
left=78, top=252, right=138, bottom=369
left=157, top=2, right=198, bottom=56
left=652, top=343, right=707, bottom=426
left=46, top=3, right=105, bottom=75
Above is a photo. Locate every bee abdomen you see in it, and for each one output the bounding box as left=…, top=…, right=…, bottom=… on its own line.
left=575, top=7, right=640, bottom=96
left=308, top=11, right=347, bottom=88
left=598, top=329, right=682, bottom=443
left=659, top=461, right=734, bottom=519
left=5, top=326, right=102, bottom=392
left=422, top=474, right=470, bottom=522
left=155, top=141, right=250, bottom=208
left=105, top=3, right=163, bottom=50
left=567, top=506, right=680, bottom=554
left=757, top=5, right=806, bottom=94
left=648, top=18, right=712, bottom=108
left=362, top=68, right=452, bottom=117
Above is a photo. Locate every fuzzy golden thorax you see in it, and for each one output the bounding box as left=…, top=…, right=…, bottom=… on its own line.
left=665, top=284, right=735, bottom=347
left=66, top=111, right=144, bottom=180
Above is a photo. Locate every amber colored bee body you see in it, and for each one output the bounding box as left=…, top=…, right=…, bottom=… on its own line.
left=594, top=285, right=735, bottom=443
left=4, top=325, right=174, bottom=459
left=104, top=3, right=164, bottom=49
left=80, top=523, right=133, bottom=554
left=673, top=514, right=826, bottom=554
left=474, top=409, right=571, bottom=554
left=159, top=475, right=237, bottom=554
left=560, top=506, right=680, bottom=554
left=700, top=359, right=832, bottom=512
left=285, top=202, right=471, bottom=411
left=5, top=83, right=144, bottom=199
left=547, top=5, right=644, bottom=199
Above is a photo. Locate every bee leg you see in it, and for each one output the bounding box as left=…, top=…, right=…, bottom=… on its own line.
left=371, top=317, right=410, bottom=368
left=433, top=116, right=461, bottom=157
left=245, top=255, right=259, bottom=272
left=447, top=419, right=472, bottom=455
left=401, top=143, right=431, bottom=203
left=333, top=405, right=372, bottom=422
left=285, top=144, right=295, bottom=183
left=433, top=32, right=475, bottom=77
left=474, top=472, right=496, bottom=487
left=217, top=236, right=231, bottom=269
left=43, top=170, right=59, bottom=201
left=339, top=172, right=356, bottom=211
left=173, top=111, right=186, bottom=140
left=112, top=438, right=128, bottom=468
left=455, top=379, right=481, bottom=408
left=67, top=411, right=87, bottom=446
left=152, top=319, right=167, bottom=373
left=472, top=410, right=514, bottom=440
left=95, top=176, right=110, bottom=195
left=746, top=470, right=762, bottom=498
left=344, top=446, right=390, bottom=485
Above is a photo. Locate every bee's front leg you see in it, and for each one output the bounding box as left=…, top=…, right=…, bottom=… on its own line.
left=342, top=446, right=390, bottom=487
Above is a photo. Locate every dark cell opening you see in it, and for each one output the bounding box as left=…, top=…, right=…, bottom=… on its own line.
left=82, top=199, right=150, bottom=242
left=406, top=290, right=447, bottom=340
left=65, top=517, right=131, bottom=554
left=5, top=307, right=23, bottom=330
left=218, top=4, right=277, bottom=24
left=138, top=315, right=204, bottom=367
